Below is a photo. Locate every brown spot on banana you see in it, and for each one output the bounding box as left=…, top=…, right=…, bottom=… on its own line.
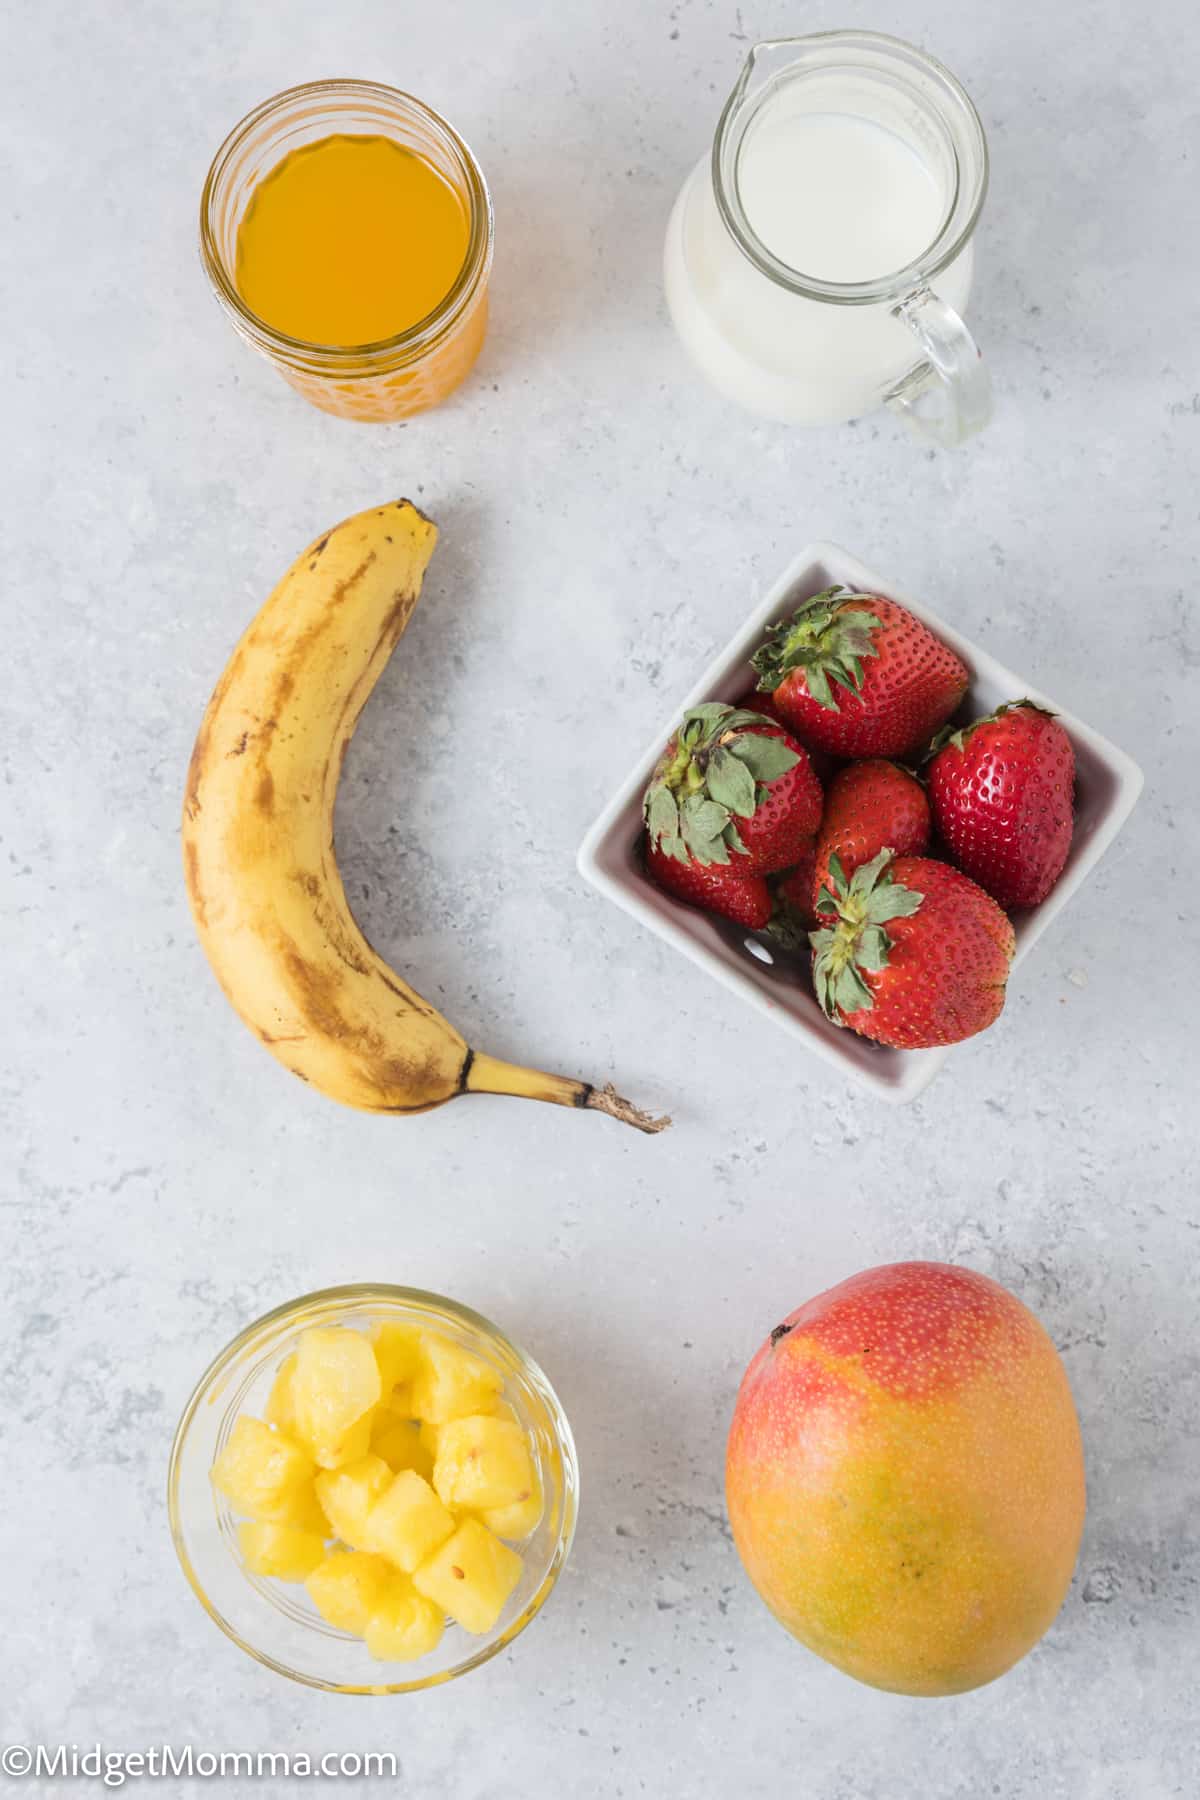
left=331, top=553, right=376, bottom=606
left=276, top=942, right=353, bottom=1041
left=374, top=965, right=442, bottom=1021
left=384, top=591, right=417, bottom=641
left=267, top=668, right=295, bottom=719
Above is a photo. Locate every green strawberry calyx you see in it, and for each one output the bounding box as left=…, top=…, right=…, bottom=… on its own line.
left=810, top=848, right=924, bottom=1021
left=643, top=703, right=800, bottom=868
left=925, top=698, right=1055, bottom=759
left=751, top=587, right=884, bottom=712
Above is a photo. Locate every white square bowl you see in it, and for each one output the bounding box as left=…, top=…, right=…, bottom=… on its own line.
left=577, top=543, right=1144, bottom=1104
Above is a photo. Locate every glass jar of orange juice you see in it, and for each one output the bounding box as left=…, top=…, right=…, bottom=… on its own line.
left=200, top=80, right=493, bottom=422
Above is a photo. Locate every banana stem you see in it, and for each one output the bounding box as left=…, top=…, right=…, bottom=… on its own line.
left=464, top=1052, right=670, bottom=1134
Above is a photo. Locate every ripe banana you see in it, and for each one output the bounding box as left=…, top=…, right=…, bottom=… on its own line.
left=183, top=499, right=666, bottom=1132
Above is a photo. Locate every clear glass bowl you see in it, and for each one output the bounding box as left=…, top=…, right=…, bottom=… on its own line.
left=168, top=1285, right=578, bottom=1693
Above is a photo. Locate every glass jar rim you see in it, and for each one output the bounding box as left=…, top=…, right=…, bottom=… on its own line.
left=712, top=30, right=989, bottom=306
left=170, top=1284, right=547, bottom=1419
left=199, top=79, right=494, bottom=367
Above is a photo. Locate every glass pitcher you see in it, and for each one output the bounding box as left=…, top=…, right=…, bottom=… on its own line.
left=663, top=31, right=991, bottom=446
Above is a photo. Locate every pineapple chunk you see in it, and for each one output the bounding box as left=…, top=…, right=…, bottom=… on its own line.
left=314, top=1454, right=393, bottom=1550
left=433, top=1416, right=535, bottom=1513
left=380, top=1381, right=415, bottom=1419
left=292, top=1328, right=381, bottom=1467
left=315, top=1413, right=374, bottom=1471
left=413, top=1518, right=523, bottom=1635
left=284, top=1489, right=330, bottom=1534
left=305, top=1550, right=393, bottom=1634
left=480, top=1470, right=544, bottom=1542
left=264, top=1353, right=298, bottom=1435
left=371, top=1416, right=434, bottom=1481
left=410, top=1334, right=503, bottom=1423
left=371, top=1322, right=423, bottom=1394
left=210, top=1416, right=319, bottom=1525
left=366, top=1470, right=455, bottom=1574
left=363, top=1582, right=446, bottom=1663
left=238, top=1520, right=326, bottom=1581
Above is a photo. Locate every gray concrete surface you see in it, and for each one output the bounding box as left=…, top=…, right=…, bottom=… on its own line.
left=4, top=1, right=1198, bottom=1795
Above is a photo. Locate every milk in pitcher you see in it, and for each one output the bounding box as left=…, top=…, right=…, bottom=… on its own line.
left=664, top=42, right=981, bottom=429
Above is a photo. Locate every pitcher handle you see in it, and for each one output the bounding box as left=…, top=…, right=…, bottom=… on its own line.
left=886, top=284, right=992, bottom=448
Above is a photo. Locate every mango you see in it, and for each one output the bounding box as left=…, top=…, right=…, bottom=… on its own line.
left=725, top=1261, right=1085, bottom=1696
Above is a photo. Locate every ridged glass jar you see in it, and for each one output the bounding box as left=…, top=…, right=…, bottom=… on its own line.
left=200, top=81, right=493, bottom=421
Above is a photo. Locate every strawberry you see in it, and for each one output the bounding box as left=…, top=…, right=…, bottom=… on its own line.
left=812, top=760, right=931, bottom=918
left=764, top=844, right=821, bottom=945
left=645, top=838, right=772, bottom=928
left=642, top=702, right=822, bottom=878
left=775, top=845, right=820, bottom=927
left=811, top=850, right=1015, bottom=1049
left=926, top=701, right=1075, bottom=908
left=741, top=685, right=786, bottom=727
left=740, top=684, right=839, bottom=785
left=751, top=587, right=968, bottom=759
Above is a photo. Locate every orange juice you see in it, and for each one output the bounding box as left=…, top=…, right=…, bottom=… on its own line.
left=235, top=133, right=471, bottom=347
